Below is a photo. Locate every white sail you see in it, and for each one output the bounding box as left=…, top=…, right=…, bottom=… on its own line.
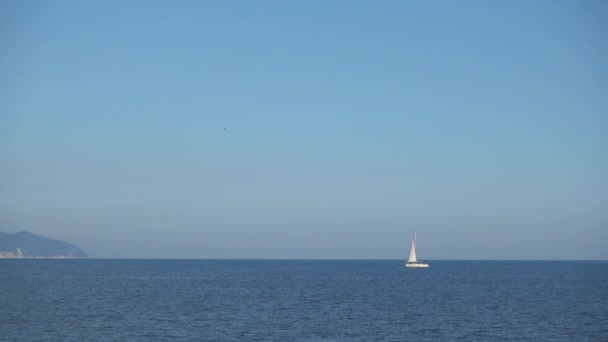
left=407, top=232, right=417, bottom=263
left=405, top=232, right=428, bottom=267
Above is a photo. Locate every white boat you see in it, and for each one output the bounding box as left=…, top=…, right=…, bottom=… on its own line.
left=405, top=232, right=429, bottom=268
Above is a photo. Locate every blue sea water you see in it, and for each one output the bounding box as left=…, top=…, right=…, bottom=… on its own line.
left=1, top=260, right=607, bottom=341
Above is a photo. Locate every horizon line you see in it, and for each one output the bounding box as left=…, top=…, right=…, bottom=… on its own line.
left=7, top=258, right=606, bottom=261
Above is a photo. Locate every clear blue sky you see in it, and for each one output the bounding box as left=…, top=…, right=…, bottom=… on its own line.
left=1, top=1, right=606, bottom=259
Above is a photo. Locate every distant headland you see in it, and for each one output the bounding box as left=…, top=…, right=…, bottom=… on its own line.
left=0, top=231, right=86, bottom=259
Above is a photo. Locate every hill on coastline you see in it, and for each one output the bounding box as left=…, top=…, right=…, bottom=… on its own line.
left=0, top=231, right=86, bottom=258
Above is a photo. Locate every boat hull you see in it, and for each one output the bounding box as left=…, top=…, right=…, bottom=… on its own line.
left=405, top=262, right=429, bottom=268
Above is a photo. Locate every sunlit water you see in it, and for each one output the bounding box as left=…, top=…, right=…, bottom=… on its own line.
left=1, top=260, right=607, bottom=341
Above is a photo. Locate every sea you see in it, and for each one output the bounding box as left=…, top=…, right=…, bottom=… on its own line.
left=1, top=260, right=607, bottom=341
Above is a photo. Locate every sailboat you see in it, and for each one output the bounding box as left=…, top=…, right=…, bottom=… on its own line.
left=405, top=232, right=429, bottom=268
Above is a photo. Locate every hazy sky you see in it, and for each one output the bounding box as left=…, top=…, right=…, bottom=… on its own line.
left=1, top=1, right=607, bottom=259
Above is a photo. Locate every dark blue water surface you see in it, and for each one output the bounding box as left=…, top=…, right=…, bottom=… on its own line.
left=1, top=260, right=607, bottom=341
